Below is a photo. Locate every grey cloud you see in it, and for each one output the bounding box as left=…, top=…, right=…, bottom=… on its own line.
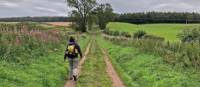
left=99, top=0, right=200, bottom=13
left=0, top=0, right=200, bottom=18
left=0, top=0, right=68, bottom=17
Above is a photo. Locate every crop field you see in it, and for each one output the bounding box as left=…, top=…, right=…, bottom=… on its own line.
left=44, top=22, right=72, bottom=27
left=107, top=22, right=200, bottom=41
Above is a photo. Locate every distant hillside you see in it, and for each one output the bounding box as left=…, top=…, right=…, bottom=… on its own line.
left=0, top=16, right=72, bottom=22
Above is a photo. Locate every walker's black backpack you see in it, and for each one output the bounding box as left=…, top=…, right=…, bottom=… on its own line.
left=66, top=44, right=78, bottom=57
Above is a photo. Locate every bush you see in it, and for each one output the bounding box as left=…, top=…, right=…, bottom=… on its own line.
left=143, top=35, right=165, bottom=41
left=177, top=28, right=200, bottom=43
left=120, top=32, right=131, bottom=38
left=113, top=31, right=120, bottom=36
left=133, top=30, right=146, bottom=38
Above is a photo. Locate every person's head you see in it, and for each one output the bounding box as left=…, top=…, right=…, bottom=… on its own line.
left=69, top=36, right=75, bottom=43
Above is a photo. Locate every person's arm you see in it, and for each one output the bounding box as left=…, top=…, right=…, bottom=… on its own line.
left=64, top=45, right=68, bottom=61
left=76, top=44, right=83, bottom=59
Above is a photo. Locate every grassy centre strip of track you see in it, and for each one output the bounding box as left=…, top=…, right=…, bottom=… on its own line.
left=76, top=39, right=112, bottom=87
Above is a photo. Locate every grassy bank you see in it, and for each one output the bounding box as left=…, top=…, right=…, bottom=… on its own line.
left=77, top=39, right=112, bottom=87
left=0, top=35, right=89, bottom=87
left=0, top=22, right=90, bottom=87
left=97, top=35, right=200, bottom=87
left=107, top=22, right=200, bottom=41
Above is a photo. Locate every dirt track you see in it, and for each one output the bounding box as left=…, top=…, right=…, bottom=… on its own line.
left=102, top=49, right=126, bottom=87
left=64, top=40, right=125, bottom=87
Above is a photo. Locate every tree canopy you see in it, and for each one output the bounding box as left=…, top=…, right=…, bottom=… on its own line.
left=66, top=0, right=97, bottom=32
left=95, top=3, right=114, bottom=29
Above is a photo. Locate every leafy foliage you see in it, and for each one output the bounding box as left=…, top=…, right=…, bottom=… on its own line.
left=177, top=28, right=200, bottom=43
left=67, top=0, right=97, bottom=32
left=133, top=30, right=146, bottom=38
left=95, top=3, right=114, bottom=30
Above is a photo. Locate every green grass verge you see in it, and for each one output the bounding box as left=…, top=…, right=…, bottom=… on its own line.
left=107, top=22, right=200, bottom=41
left=97, top=35, right=200, bottom=87
left=76, top=39, right=112, bottom=87
left=0, top=35, right=90, bottom=87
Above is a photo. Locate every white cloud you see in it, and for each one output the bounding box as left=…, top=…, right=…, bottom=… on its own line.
left=149, top=2, right=197, bottom=12
left=34, top=7, right=60, bottom=13
left=0, top=2, right=19, bottom=8
left=0, top=0, right=200, bottom=17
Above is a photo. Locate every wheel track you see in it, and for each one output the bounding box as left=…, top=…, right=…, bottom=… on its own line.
left=101, top=48, right=126, bottom=87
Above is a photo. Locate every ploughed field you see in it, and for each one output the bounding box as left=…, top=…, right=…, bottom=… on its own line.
left=44, top=22, right=72, bottom=27
left=107, top=22, right=200, bottom=41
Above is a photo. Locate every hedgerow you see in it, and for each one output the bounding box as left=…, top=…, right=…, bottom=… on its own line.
left=103, top=28, right=200, bottom=69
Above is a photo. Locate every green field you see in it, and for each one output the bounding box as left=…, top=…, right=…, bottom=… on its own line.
left=107, top=22, right=200, bottom=41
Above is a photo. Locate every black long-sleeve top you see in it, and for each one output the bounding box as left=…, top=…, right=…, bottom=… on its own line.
left=64, top=42, right=82, bottom=60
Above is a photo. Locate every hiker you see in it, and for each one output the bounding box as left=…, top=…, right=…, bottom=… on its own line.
left=64, top=36, right=83, bottom=81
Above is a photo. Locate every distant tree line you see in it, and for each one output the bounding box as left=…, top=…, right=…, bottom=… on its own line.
left=114, top=12, right=200, bottom=24
left=2, top=12, right=200, bottom=27
left=0, top=16, right=72, bottom=22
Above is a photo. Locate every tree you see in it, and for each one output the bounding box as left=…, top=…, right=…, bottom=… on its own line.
left=87, top=13, right=97, bottom=30
left=66, top=0, right=97, bottom=32
left=95, top=3, right=114, bottom=29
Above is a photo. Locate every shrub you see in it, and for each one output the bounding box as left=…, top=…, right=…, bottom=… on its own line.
left=133, top=30, right=146, bottom=38
left=177, top=28, right=200, bottom=43
left=143, top=35, right=165, bottom=41
left=113, top=31, right=120, bottom=36
left=121, top=32, right=131, bottom=38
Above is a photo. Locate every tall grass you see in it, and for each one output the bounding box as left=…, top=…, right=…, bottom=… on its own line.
left=0, top=22, right=65, bottom=64
left=97, top=35, right=200, bottom=87
left=0, top=22, right=91, bottom=87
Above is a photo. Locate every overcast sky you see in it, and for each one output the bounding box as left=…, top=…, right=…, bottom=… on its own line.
left=0, top=0, right=200, bottom=18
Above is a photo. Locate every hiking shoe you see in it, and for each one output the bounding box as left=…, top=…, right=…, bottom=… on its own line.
left=68, top=77, right=73, bottom=80
left=73, top=75, right=77, bottom=81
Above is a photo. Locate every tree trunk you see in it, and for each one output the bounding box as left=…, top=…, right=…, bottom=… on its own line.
left=81, top=24, right=87, bottom=32
left=80, top=17, right=87, bottom=32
